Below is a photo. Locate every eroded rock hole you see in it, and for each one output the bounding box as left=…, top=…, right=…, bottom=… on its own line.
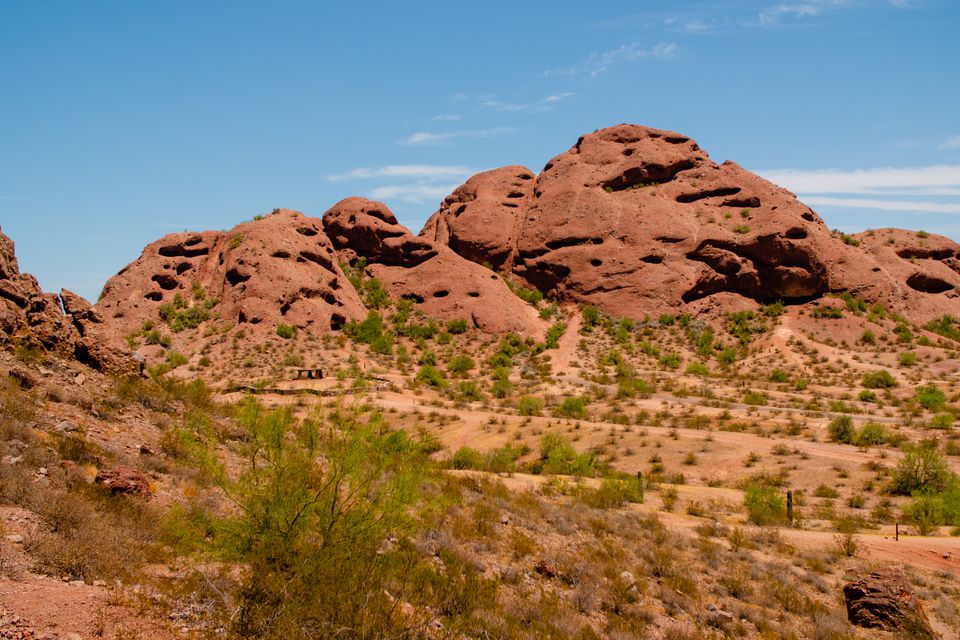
left=151, top=274, right=179, bottom=290
left=906, top=273, right=954, bottom=294
left=226, top=268, right=251, bottom=286
left=144, top=291, right=163, bottom=302
left=433, top=290, right=449, bottom=298
left=785, top=228, right=808, bottom=240
left=676, top=187, right=741, bottom=203
left=590, top=259, right=602, bottom=267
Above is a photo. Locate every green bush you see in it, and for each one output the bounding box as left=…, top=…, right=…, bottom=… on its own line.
left=828, top=415, right=855, bottom=444
left=539, top=433, right=597, bottom=476
left=744, top=484, right=787, bottom=526
left=890, top=445, right=953, bottom=495
left=446, top=319, right=468, bottom=334
left=854, top=422, right=889, bottom=446
left=930, top=413, right=955, bottom=430
left=517, top=396, right=544, bottom=417
left=451, top=447, right=483, bottom=470
left=415, top=365, right=446, bottom=387
left=447, top=355, right=475, bottom=376
left=658, top=353, right=682, bottom=369
left=276, top=324, right=296, bottom=339
left=553, top=396, right=589, bottom=420
left=862, top=370, right=897, bottom=389
left=811, top=305, right=843, bottom=319
left=579, top=477, right=644, bottom=509
left=916, top=385, right=946, bottom=411
left=213, top=400, right=428, bottom=638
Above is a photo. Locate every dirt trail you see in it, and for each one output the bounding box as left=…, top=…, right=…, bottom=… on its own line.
left=548, top=312, right=581, bottom=375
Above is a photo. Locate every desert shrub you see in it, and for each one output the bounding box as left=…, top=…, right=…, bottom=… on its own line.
left=451, top=447, right=483, bottom=470
left=890, top=444, right=954, bottom=495
left=517, top=396, right=544, bottom=417
left=743, top=390, right=768, bottom=406
left=930, top=413, right=955, bottom=430
left=581, top=305, right=600, bottom=329
left=828, top=416, right=855, bottom=444
left=415, top=365, right=446, bottom=388
left=769, top=369, right=789, bottom=383
left=658, top=353, right=682, bottom=369
left=27, top=485, right=156, bottom=581
left=924, top=315, right=960, bottom=342
left=544, top=321, right=566, bottom=349
left=862, top=370, right=897, bottom=389
left=553, top=396, right=589, bottom=420
left=275, top=324, right=296, bottom=339
left=447, top=355, right=475, bottom=377
left=214, top=400, right=429, bottom=638
left=916, top=385, right=946, bottom=411
left=446, top=319, right=468, bottom=335
left=539, top=434, right=597, bottom=476
left=899, top=351, right=917, bottom=367
left=854, top=422, right=889, bottom=446
left=578, top=476, right=643, bottom=509
left=811, top=305, right=843, bottom=319
left=744, top=484, right=787, bottom=525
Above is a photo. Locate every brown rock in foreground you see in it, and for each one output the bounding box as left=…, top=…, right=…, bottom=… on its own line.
left=843, top=568, right=939, bottom=638
left=323, top=197, right=545, bottom=336
left=422, top=124, right=960, bottom=321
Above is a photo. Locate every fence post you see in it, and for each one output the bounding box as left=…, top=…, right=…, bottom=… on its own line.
left=786, top=490, right=794, bottom=526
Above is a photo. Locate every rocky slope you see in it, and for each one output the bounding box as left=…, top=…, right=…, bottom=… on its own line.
left=422, top=124, right=960, bottom=321
left=0, top=228, right=138, bottom=374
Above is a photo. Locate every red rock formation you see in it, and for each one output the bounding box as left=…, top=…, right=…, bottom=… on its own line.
left=422, top=124, right=960, bottom=321
left=98, top=209, right=368, bottom=336
left=323, top=197, right=545, bottom=336
left=0, top=228, right=140, bottom=374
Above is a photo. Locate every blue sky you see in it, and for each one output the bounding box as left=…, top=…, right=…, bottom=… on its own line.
left=1, top=0, right=958, bottom=301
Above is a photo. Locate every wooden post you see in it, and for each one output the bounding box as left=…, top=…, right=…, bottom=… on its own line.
left=896, top=522, right=899, bottom=541
left=787, top=490, right=793, bottom=526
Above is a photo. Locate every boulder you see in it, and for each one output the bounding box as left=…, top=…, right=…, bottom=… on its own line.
left=94, top=465, right=152, bottom=497
left=843, top=567, right=939, bottom=638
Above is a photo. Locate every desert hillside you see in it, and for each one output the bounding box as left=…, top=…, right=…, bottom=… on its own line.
left=0, top=125, right=959, bottom=639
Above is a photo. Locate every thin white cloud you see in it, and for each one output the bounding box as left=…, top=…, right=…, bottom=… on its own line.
left=482, top=92, right=574, bottom=114
left=433, top=114, right=461, bottom=121
left=801, top=197, right=960, bottom=214
left=554, top=41, right=678, bottom=78
left=368, top=184, right=459, bottom=205
left=941, top=135, right=960, bottom=150
left=760, top=164, right=960, bottom=196
left=326, top=165, right=474, bottom=182
left=398, top=127, right=517, bottom=145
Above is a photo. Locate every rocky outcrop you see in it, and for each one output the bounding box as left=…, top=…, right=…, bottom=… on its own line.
left=323, top=198, right=545, bottom=336
left=422, top=124, right=960, bottom=321
left=420, top=166, right=535, bottom=270
left=0, top=229, right=77, bottom=352
left=843, top=568, right=939, bottom=638
left=0, top=228, right=140, bottom=374
left=98, top=209, right=368, bottom=336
